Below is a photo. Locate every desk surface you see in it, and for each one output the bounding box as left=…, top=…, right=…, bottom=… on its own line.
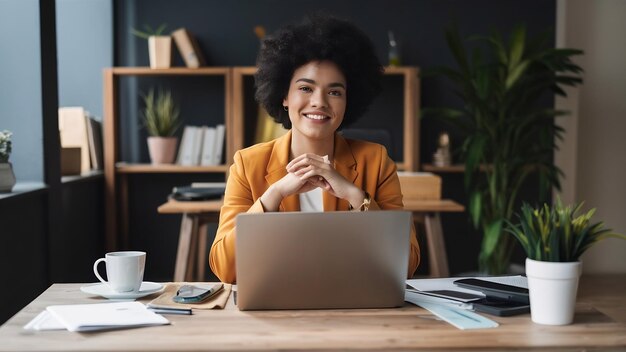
left=158, top=198, right=465, bottom=214
left=1, top=275, right=624, bottom=351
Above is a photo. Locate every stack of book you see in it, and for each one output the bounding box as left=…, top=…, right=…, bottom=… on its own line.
left=177, top=125, right=225, bottom=166
left=58, top=107, right=103, bottom=175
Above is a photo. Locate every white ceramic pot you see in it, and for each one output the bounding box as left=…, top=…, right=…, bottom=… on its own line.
left=148, top=36, right=172, bottom=69
left=147, top=137, right=178, bottom=164
left=0, top=162, right=16, bottom=193
left=526, top=258, right=582, bottom=325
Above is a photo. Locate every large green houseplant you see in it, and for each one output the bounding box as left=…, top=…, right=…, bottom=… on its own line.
left=425, top=25, right=584, bottom=274
left=506, top=199, right=624, bottom=325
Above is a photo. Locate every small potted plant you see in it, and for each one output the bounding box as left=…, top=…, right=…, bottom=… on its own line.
left=0, top=130, right=16, bottom=192
left=506, top=199, right=625, bottom=325
left=141, top=88, right=180, bottom=164
left=131, top=24, right=171, bottom=69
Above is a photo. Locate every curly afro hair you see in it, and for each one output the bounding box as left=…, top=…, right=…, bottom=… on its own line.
left=254, top=13, right=383, bottom=129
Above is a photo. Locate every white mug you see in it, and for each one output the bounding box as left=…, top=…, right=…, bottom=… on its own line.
left=93, top=251, right=146, bottom=292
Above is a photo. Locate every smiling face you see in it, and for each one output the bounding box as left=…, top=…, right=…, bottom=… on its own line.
left=283, top=60, right=347, bottom=142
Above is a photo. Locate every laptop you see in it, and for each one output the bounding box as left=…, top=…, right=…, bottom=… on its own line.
left=235, top=211, right=411, bottom=310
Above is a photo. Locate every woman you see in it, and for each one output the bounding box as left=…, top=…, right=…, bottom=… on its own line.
left=210, top=14, right=420, bottom=283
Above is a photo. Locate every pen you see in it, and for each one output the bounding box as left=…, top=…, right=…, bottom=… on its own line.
left=147, top=307, right=192, bottom=315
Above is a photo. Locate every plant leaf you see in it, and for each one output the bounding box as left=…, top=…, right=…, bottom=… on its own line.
left=445, top=25, right=470, bottom=78
left=508, top=25, right=526, bottom=69
left=469, top=191, right=482, bottom=228
left=481, top=219, right=503, bottom=260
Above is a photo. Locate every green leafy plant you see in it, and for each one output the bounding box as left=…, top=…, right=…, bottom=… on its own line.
left=131, top=24, right=168, bottom=40
left=423, top=24, right=584, bottom=274
left=0, top=130, right=12, bottom=163
left=506, top=199, right=625, bottom=262
left=140, top=88, right=180, bottom=137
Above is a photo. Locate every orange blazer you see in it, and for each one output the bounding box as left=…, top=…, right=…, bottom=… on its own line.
left=209, top=131, right=420, bottom=283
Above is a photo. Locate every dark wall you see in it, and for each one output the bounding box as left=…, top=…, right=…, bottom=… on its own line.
left=0, top=179, right=104, bottom=324
left=0, top=193, right=48, bottom=324
left=51, top=179, right=105, bottom=283
left=114, top=0, right=556, bottom=278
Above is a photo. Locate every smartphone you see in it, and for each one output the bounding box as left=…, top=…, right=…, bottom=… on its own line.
left=453, top=278, right=529, bottom=304
left=472, top=298, right=530, bottom=317
left=173, top=283, right=223, bottom=303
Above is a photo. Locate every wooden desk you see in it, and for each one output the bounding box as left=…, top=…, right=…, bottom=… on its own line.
left=1, top=275, right=625, bottom=351
left=158, top=199, right=464, bottom=281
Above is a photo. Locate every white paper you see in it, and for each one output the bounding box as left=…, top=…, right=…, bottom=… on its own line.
left=46, top=301, right=169, bottom=332
left=406, top=277, right=482, bottom=295
left=23, top=310, right=66, bottom=331
left=405, top=290, right=473, bottom=310
left=406, top=275, right=527, bottom=294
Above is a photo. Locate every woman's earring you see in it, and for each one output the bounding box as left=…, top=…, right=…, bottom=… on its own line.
left=283, top=106, right=288, bottom=111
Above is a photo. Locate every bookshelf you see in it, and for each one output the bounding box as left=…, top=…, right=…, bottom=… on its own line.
left=103, top=67, right=232, bottom=251
left=103, top=66, right=420, bottom=252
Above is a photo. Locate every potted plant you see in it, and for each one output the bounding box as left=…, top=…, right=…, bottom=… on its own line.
left=0, top=130, right=16, bottom=192
left=506, top=199, right=625, bottom=325
left=131, top=24, right=171, bottom=69
left=141, top=88, right=181, bottom=164
left=424, top=25, right=584, bottom=274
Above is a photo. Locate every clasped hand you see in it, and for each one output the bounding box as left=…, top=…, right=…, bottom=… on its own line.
left=275, top=153, right=360, bottom=204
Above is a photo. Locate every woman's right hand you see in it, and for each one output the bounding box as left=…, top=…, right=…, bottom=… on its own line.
left=275, top=171, right=318, bottom=197
left=259, top=172, right=317, bottom=211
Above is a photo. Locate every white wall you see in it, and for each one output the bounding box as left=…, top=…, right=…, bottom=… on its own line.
left=556, top=0, right=626, bottom=273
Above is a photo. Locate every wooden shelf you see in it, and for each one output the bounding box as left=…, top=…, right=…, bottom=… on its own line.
left=115, top=163, right=229, bottom=174
left=104, top=67, right=233, bottom=251
left=422, top=164, right=492, bottom=173
left=109, top=67, right=230, bottom=76
left=422, top=164, right=466, bottom=173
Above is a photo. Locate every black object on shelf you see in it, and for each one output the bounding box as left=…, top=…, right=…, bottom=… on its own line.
left=169, top=186, right=225, bottom=201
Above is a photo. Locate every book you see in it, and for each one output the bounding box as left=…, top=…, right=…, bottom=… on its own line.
left=199, top=126, right=216, bottom=166
left=171, top=28, right=206, bottom=68
left=60, top=147, right=81, bottom=176
left=58, top=107, right=90, bottom=174
left=44, top=301, right=169, bottom=332
left=191, top=126, right=204, bottom=165
left=212, top=124, right=225, bottom=165
left=253, top=106, right=287, bottom=144
left=85, top=116, right=103, bottom=170
left=177, top=126, right=198, bottom=166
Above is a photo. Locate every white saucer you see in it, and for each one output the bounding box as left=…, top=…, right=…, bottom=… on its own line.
left=80, top=282, right=163, bottom=300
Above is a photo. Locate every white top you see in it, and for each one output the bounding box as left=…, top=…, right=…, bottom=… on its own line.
left=299, top=188, right=323, bottom=212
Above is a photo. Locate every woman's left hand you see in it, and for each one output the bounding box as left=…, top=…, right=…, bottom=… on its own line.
left=286, top=153, right=364, bottom=206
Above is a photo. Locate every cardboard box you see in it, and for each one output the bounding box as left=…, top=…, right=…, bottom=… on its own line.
left=397, top=172, right=441, bottom=200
